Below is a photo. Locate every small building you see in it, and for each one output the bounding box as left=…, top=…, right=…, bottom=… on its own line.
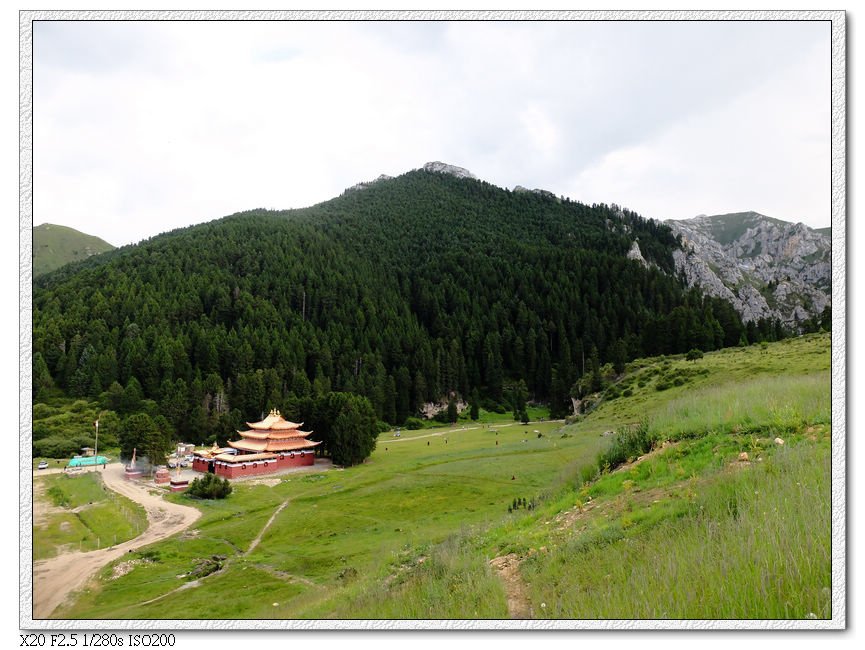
left=191, top=444, right=234, bottom=473
left=192, top=409, right=321, bottom=479
left=80, top=447, right=95, bottom=457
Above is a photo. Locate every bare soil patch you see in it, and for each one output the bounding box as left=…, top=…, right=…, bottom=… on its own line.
left=489, top=553, right=533, bottom=619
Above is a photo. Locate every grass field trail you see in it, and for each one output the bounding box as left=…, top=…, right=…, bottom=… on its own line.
left=246, top=500, right=289, bottom=555
left=32, top=463, right=201, bottom=619
left=489, top=554, right=532, bottom=619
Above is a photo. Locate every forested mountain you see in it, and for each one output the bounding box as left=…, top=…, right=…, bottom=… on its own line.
left=33, top=223, right=115, bottom=276
left=33, top=166, right=754, bottom=444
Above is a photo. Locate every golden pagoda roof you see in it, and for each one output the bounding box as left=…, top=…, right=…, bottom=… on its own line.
left=193, top=446, right=233, bottom=459
left=237, top=429, right=316, bottom=440
left=266, top=439, right=321, bottom=451
left=228, top=438, right=321, bottom=453
left=246, top=409, right=303, bottom=431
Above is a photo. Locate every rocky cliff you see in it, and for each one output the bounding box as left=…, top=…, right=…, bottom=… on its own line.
left=665, top=212, right=830, bottom=325
left=422, top=161, right=477, bottom=180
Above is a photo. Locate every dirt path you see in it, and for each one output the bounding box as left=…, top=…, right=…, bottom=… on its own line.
left=246, top=500, right=288, bottom=555
left=489, top=554, right=533, bottom=619
left=32, top=463, right=202, bottom=619
left=132, top=497, right=293, bottom=610
left=386, top=420, right=565, bottom=444
left=33, top=479, right=60, bottom=528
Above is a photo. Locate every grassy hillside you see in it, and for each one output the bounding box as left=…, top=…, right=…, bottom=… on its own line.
left=48, top=333, right=831, bottom=620
left=33, top=223, right=114, bottom=276
left=690, top=211, right=792, bottom=245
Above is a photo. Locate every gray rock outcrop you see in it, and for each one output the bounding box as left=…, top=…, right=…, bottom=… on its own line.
left=344, top=174, right=394, bottom=193
left=665, top=212, right=830, bottom=326
left=422, top=161, right=477, bottom=180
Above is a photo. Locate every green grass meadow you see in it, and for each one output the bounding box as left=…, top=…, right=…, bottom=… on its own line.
left=49, top=334, right=833, bottom=620
left=34, top=472, right=147, bottom=560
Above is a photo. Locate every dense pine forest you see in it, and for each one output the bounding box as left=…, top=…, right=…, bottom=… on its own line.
left=34, top=169, right=762, bottom=449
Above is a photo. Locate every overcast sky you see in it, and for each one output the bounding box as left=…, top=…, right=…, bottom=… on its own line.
left=32, top=19, right=831, bottom=246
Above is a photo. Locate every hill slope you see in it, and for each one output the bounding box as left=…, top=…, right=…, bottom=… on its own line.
left=50, top=333, right=831, bottom=620
left=33, top=223, right=115, bottom=277
left=33, top=165, right=748, bottom=441
left=666, top=211, right=830, bottom=325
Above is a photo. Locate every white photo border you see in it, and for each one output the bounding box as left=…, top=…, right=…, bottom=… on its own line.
left=19, top=8, right=847, bottom=632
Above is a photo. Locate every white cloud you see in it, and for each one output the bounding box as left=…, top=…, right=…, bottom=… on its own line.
left=565, top=37, right=830, bottom=226
left=31, top=19, right=831, bottom=244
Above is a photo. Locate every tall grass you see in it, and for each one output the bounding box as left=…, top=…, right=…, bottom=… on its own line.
left=329, top=534, right=508, bottom=619
left=649, top=373, right=829, bottom=441
left=522, top=441, right=831, bottom=619
left=596, top=420, right=654, bottom=473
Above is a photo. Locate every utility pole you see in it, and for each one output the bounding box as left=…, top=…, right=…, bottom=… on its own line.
left=94, top=419, right=99, bottom=471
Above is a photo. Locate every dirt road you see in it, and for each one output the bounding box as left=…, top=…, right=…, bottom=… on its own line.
left=32, top=463, right=201, bottom=619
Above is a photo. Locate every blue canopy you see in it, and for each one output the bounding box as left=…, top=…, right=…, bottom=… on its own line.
left=67, top=455, right=108, bottom=467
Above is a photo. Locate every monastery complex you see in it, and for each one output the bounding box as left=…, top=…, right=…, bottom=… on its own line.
left=192, top=409, right=320, bottom=479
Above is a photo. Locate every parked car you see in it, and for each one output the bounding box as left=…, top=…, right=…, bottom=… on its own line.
left=37, top=461, right=49, bottom=470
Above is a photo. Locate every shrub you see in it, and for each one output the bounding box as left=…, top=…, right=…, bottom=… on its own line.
left=33, top=435, right=79, bottom=459
left=686, top=349, right=704, bottom=362
left=187, top=473, right=232, bottom=499
left=596, top=421, right=654, bottom=473
left=578, top=464, right=598, bottom=485
left=404, top=417, right=424, bottom=430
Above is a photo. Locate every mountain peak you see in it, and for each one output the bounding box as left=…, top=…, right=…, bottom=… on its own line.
left=422, top=161, right=477, bottom=180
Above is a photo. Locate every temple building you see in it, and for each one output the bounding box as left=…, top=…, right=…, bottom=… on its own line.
left=192, top=409, right=321, bottom=479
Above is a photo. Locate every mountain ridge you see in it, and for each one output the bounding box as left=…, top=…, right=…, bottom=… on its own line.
left=34, top=167, right=749, bottom=441
left=665, top=211, right=830, bottom=325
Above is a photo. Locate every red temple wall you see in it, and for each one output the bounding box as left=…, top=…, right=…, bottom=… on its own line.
left=211, top=452, right=315, bottom=479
